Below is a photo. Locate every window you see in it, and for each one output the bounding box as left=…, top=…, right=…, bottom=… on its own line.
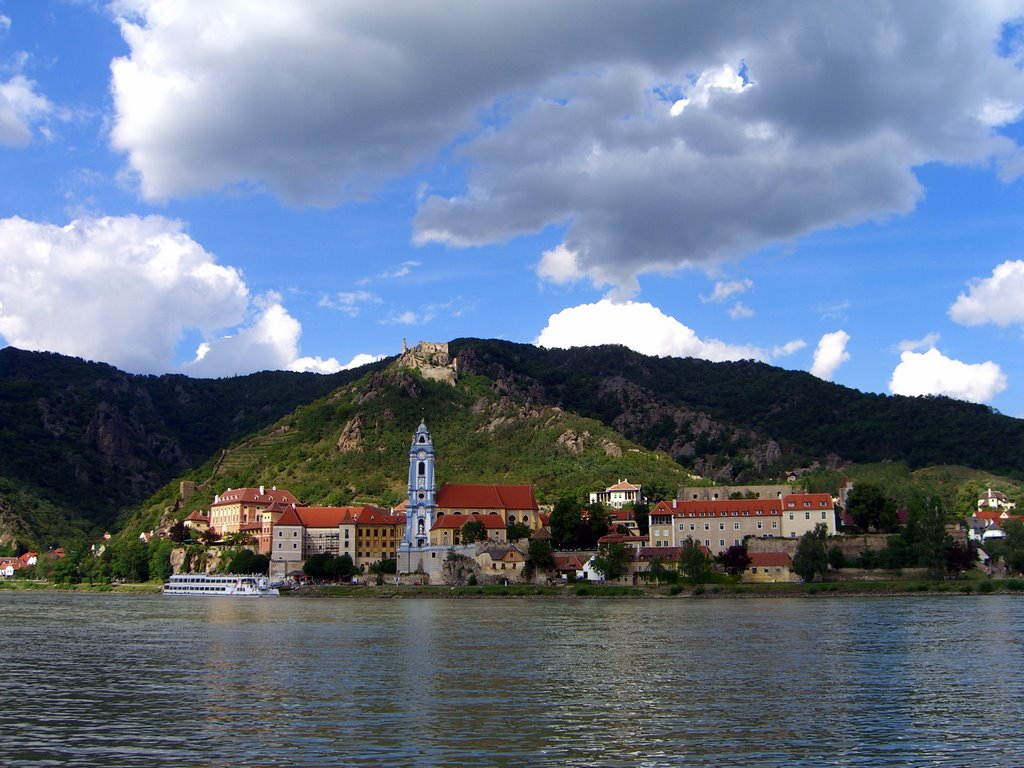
left=821, top=511, right=828, bottom=520
left=771, top=521, right=778, bottom=529
left=757, top=522, right=763, bottom=529
left=719, top=523, right=725, bottom=530
left=719, top=539, right=725, bottom=547
left=704, top=523, right=710, bottom=530
left=805, top=512, right=811, bottom=520
left=734, top=522, right=740, bottom=530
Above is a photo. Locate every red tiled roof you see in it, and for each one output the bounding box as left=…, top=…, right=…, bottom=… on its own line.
left=637, top=546, right=684, bottom=561
left=652, top=498, right=783, bottom=518
left=352, top=506, right=405, bottom=526
left=240, top=522, right=263, bottom=531
left=184, top=510, right=208, bottom=522
left=213, top=487, right=300, bottom=507
left=606, top=480, right=641, bottom=491
left=276, top=505, right=404, bottom=529
left=553, top=554, right=588, bottom=570
left=598, top=533, right=647, bottom=545
left=610, top=509, right=636, bottom=522
left=432, top=513, right=507, bottom=530
left=436, top=483, right=538, bottom=511
left=748, top=552, right=792, bottom=567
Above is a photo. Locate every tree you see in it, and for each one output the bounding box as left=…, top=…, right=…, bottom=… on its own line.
left=680, top=539, right=712, bottom=585
left=633, top=502, right=650, bottom=536
left=110, top=540, right=151, bottom=582
left=325, top=552, right=355, bottom=580
left=149, top=539, right=174, bottom=582
left=549, top=496, right=582, bottom=549
left=792, top=524, right=829, bottom=582
left=461, top=519, right=488, bottom=544
left=228, top=548, right=270, bottom=575
left=506, top=521, right=532, bottom=542
left=716, top=544, right=751, bottom=577
left=583, top=502, right=612, bottom=548
left=845, top=483, right=896, bottom=532
left=198, top=528, right=220, bottom=546
left=827, top=545, right=847, bottom=569
left=590, top=542, right=631, bottom=580
left=1000, top=520, right=1024, bottom=574
left=945, top=541, right=976, bottom=576
left=168, top=520, right=188, bottom=543
left=303, top=553, right=332, bottom=580
left=915, top=501, right=951, bottom=574
left=525, top=538, right=554, bottom=576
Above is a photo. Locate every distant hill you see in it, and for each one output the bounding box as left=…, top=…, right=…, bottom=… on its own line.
left=450, top=338, right=1024, bottom=478
left=0, top=347, right=389, bottom=546
left=3, top=339, right=1023, bottom=547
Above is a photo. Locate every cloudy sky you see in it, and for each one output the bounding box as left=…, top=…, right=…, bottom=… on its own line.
left=3, top=2, right=1024, bottom=416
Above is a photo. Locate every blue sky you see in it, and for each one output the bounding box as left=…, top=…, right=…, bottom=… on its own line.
left=3, top=2, right=1024, bottom=418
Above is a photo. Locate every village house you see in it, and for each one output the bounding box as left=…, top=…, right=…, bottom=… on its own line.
left=742, top=552, right=798, bottom=583
left=966, top=509, right=1024, bottom=543
left=589, top=479, right=643, bottom=509
left=977, top=488, right=1016, bottom=511
left=647, top=492, right=836, bottom=556
left=477, top=544, right=527, bottom=577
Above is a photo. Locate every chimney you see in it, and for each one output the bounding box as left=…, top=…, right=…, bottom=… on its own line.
left=259, top=485, right=265, bottom=496
left=672, top=499, right=677, bottom=509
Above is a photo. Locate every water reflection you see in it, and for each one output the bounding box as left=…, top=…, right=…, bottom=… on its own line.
left=1, top=593, right=1022, bottom=766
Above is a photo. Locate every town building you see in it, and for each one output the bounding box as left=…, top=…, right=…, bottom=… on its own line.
left=209, top=486, right=301, bottom=552
left=589, top=479, right=643, bottom=509
left=977, top=488, right=1016, bottom=511
left=647, top=492, right=836, bottom=555
left=271, top=504, right=404, bottom=575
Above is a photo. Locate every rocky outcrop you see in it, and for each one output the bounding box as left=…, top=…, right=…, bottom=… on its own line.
left=336, top=414, right=364, bottom=452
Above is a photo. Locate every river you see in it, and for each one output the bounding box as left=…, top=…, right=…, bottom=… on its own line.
left=1, top=592, right=1021, bottom=767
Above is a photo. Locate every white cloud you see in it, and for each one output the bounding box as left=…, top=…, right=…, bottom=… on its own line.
left=535, top=300, right=769, bottom=362
left=320, top=290, right=381, bottom=317
left=896, top=332, right=940, bottom=353
left=702, top=279, right=753, bottom=304
left=889, top=347, right=1007, bottom=403
left=810, top=330, right=850, bottom=381
left=0, top=73, right=53, bottom=147
left=949, top=260, right=1024, bottom=326
left=728, top=302, right=754, bottom=320
left=108, top=3, right=1024, bottom=294
left=289, top=352, right=384, bottom=374
left=772, top=339, right=807, bottom=358
left=0, top=215, right=325, bottom=377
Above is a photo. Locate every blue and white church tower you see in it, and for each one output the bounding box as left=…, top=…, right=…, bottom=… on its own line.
left=403, top=419, right=437, bottom=548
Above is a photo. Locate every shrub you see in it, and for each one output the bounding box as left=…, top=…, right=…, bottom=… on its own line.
left=692, top=586, right=705, bottom=596
left=978, top=580, right=995, bottom=594
left=959, top=584, right=974, bottom=594
left=574, top=585, right=590, bottom=596
left=669, top=584, right=684, bottom=596
left=1005, top=579, right=1024, bottom=591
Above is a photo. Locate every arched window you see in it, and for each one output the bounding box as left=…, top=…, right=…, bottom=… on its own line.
left=418, top=461, right=425, bottom=476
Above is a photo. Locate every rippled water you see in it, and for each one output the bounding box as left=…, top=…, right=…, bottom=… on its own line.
left=1, top=592, right=1022, bottom=767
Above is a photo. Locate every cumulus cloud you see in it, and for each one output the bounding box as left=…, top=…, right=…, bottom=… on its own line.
left=0, top=215, right=331, bottom=377
left=535, top=300, right=778, bottom=362
left=949, top=260, right=1024, bottom=326
left=108, top=3, right=1024, bottom=294
left=772, top=339, right=807, bottom=358
left=810, top=330, right=850, bottom=381
left=0, top=73, right=53, bottom=147
left=889, top=347, right=1007, bottom=403
left=896, top=332, right=940, bottom=353
left=702, top=279, right=753, bottom=304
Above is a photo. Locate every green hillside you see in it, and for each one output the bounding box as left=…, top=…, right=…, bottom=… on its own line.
left=122, top=364, right=694, bottom=537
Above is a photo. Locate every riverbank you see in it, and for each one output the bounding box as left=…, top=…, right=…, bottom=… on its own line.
left=3, top=577, right=1023, bottom=598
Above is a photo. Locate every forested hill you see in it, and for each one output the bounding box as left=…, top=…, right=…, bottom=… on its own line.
left=0, top=347, right=391, bottom=545
left=450, top=338, right=1024, bottom=478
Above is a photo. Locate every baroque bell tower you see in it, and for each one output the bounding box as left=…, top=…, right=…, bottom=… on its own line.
left=404, top=419, right=437, bottom=547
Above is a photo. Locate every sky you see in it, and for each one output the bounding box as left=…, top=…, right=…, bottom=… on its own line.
left=3, top=2, right=1024, bottom=418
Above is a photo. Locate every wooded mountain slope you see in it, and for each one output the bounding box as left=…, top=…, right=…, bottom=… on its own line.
left=3, top=339, right=1023, bottom=547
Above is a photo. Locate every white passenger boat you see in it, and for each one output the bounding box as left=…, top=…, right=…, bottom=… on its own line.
left=162, top=573, right=280, bottom=597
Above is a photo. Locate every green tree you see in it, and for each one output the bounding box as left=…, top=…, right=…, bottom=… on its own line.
left=549, top=496, right=582, bottom=549
left=915, top=501, right=951, bottom=574
left=632, top=502, right=650, bottom=536
left=303, top=552, right=332, bottom=580
left=168, top=520, right=188, bottom=543
left=1000, top=520, right=1024, bottom=574
left=461, top=519, right=488, bottom=544
left=506, top=520, right=532, bottom=542
left=148, top=539, right=174, bottom=582
left=525, top=538, right=554, bottom=575
left=716, top=544, right=751, bottom=576
left=590, top=542, right=631, bottom=580
left=827, top=545, right=847, bottom=569
left=792, top=524, right=829, bottom=582
left=228, top=548, right=270, bottom=575
left=680, top=539, right=712, bottom=585
left=110, top=540, right=150, bottom=582
left=845, top=483, right=896, bottom=533
left=583, top=502, right=612, bottom=548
